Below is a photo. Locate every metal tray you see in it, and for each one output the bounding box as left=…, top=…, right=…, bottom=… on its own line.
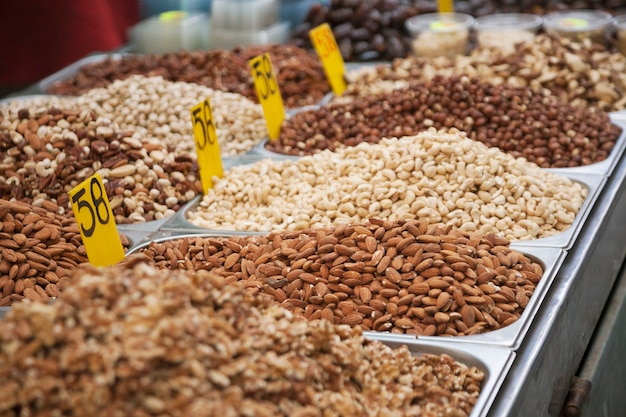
left=159, top=169, right=605, bottom=250
left=126, top=234, right=563, bottom=350
left=366, top=246, right=564, bottom=350
left=368, top=336, right=515, bottom=417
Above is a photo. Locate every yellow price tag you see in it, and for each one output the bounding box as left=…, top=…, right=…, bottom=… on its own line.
left=249, top=53, right=285, bottom=141
left=437, top=0, right=454, bottom=13
left=309, top=23, right=346, bottom=96
left=190, top=98, right=223, bottom=193
left=68, top=173, right=125, bottom=267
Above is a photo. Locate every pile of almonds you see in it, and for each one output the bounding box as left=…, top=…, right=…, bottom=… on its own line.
left=45, top=45, right=330, bottom=109
left=138, top=218, right=543, bottom=336
left=0, top=259, right=484, bottom=416
left=0, top=200, right=129, bottom=306
left=269, top=74, right=621, bottom=168
left=0, top=106, right=202, bottom=224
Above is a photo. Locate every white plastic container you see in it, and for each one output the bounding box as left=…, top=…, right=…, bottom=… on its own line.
left=129, top=11, right=210, bottom=53
left=543, top=9, right=612, bottom=45
left=210, top=0, right=279, bottom=31
left=613, top=14, right=626, bottom=56
left=405, top=12, right=474, bottom=58
left=210, top=21, right=290, bottom=50
left=475, top=13, right=543, bottom=52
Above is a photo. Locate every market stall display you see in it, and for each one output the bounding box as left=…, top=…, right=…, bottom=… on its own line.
left=3, top=6, right=626, bottom=416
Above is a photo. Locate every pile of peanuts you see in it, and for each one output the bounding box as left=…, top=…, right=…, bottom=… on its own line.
left=343, top=34, right=626, bottom=112
left=270, top=74, right=621, bottom=168
left=189, top=129, right=587, bottom=241
left=139, top=218, right=543, bottom=336
left=0, top=260, right=484, bottom=416
left=45, top=45, right=330, bottom=109
left=0, top=200, right=129, bottom=306
left=0, top=106, right=202, bottom=224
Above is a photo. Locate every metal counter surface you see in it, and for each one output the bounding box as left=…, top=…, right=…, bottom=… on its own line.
left=486, top=136, right=626, bottom=417
left=578, top=252, right=626, bottom=417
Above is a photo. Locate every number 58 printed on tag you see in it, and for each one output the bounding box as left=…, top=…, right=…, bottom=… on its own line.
left=69, top=173, right=125, bottom=267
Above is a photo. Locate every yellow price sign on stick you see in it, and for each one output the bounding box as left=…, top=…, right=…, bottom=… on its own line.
left=438, top=0, right=454, bottom=13
left=191, top=98, right=223, bottom=193
left=309, top=23, right=347, bottom=96
left=68, top=173, right=125, bottom=267
left=249, top=53, right=285, bottom=141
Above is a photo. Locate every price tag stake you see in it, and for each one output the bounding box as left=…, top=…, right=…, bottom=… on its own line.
left=309, top=23, right=347, bottom=96
left=438, top=0, right=454, bottom=13
left=249, top=53, right=286, bottom=141
left=191, top=98, right=223, bottom=193
left=69, top=173, right=125, bottom=267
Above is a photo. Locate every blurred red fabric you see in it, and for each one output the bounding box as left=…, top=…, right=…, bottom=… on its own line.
left=0, top=0, right=139, bottom=86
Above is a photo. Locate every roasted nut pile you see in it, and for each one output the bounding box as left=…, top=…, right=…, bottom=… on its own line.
left=269, top=74, right=621, bottom=168
left=189, top=129, right=587, bottom=240
left=139, top=218, right=543, bottom=336
left=0, top=106, right=202, bottom=224
left=0, top=260, right=485, bottom=417
left=0, top=200, right=129, bottom=306
left=343, top=34, right=626, bottom=112
left=45, top=45, right=330, bottom=109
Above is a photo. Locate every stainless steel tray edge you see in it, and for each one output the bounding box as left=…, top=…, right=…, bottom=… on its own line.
left=369, top=336, right=516, bottom=417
